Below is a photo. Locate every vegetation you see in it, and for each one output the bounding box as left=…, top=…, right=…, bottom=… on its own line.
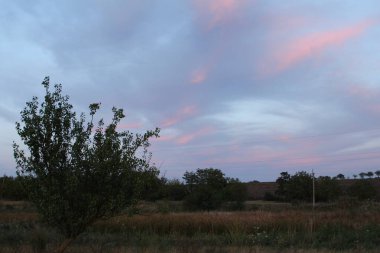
left=0, top=175, right=27, bottom=200
left=348, top=179, right=377, bottom=200
left=12, top=77, right=159, bottom=252
left=1, top=200, right=380, bottom=252
left=182, top=168, right=247, bottom=211
left=275, top=171, right=378, bottom=203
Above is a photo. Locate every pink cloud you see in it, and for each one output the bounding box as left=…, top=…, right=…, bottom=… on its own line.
left=188, top=41, right=227, bottom=85
left=176, top=127, right=213, bottom=145
left=190, top=67, right=208, bottom=84
left=262, top=19, right=376, bottom=75
left=193, top=0, right=248, bottom=30
left=161, top=105, right=198, bottom=128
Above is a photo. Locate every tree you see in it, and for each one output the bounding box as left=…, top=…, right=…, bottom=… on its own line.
left=348, top=179, right=377, bottom=200
left=275, top=171, right=291, bottom=200
left=359, top=172, right=366, bottom=179
left=275, top=171, right=313, bottom=202
left=223, top=178, right=247, bottom=210
left=13, top=77, right=159, bottom=253
left=353, top=174, right=357, bottom=179
left=183, top=168, right=227, bottom=211
left=286, top=171, right=314, bottom=202
left=367, top=171, right=374, bottom=179
left=375, top=170, right=380, bottom=178
left=335, top=173, right=345, bottom=180
left=315, top=176, right=341, bottom=202
left=164, top=179, right=187, bottom=201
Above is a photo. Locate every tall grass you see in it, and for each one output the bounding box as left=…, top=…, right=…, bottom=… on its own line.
left=1, top=201, right=380, bottom=252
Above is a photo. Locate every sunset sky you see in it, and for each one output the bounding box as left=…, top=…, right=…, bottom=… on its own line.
left=1, top=1, right=380, bottom=181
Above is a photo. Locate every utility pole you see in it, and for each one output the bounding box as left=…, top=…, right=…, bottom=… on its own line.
left=312, top=169, right=315, bottom=211
left=311, top=169, right=316, bottom=235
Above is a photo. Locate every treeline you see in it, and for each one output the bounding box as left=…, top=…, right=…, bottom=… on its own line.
left=1, top=168, right=247, bottom=211
left=141, top=168, right=247, bottom=211
left=271, top=171, right=379, bottom=202
left=1, top=169, right=379, bottom=207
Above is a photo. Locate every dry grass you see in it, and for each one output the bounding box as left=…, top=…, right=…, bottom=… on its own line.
left=95, top=209, right=380, bottom=234
left=1, top=201, right=380, bottom=252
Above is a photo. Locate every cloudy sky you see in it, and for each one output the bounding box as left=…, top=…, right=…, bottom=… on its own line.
left=1, top=0, right=380, bottom=181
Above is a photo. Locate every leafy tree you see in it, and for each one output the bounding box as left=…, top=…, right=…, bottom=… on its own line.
left=275, top=171, right=314, bottom=202
left=223, top=178, right=247, bottom=210
left=275, top=171, right=291, bottom=199
left=375, top=170, right=380, bottom=178
left=139, top=169, right=165, bottom=201
left=353, top=174, right=357, bottom=179
left=183, top=168, right=227, bottom=211
left=13, top=77, right=159, bottom=253
left=359, top=172, right=366, bottom=179
left=164, top=179, right=187, bottom=201
left=286, top=171, right=314, bottom=202
left=367, top=171, right=374, bottom=179
left=335, top=173, right=345, bottom=180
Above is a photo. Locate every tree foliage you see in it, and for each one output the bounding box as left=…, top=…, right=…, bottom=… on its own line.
left=223, top=177, right=247, bottom=210
left=183, top=168, right=227, bottom=211
left=182, top=168, right=248, bottom=211
left=13, top=77, right=159, bottom=249
left=275, top=171, right=341, bottom=202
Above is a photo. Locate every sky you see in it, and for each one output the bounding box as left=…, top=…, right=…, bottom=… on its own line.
left=1, top=0, right=380, bottom=182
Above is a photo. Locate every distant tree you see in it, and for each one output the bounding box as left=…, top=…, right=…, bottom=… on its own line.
left=223, top=178, right=248, bottom=210
left=275, top=172, right=291, bottom=200
left=13, top=77, right=159, bottom=253
left=335, top=173, right=345, bottom=180
left=375, top=170, right=380, bottom=178
left=359, top=172, right=366, bottom=179
left=348, top=179, right=377, bottom=200
left=353, top=174, right=357, bottom=179
left=138, top=168, right=163, bottom=201
left=164, top=179, right=187, bottom=201
left=316, top=176, right=341, bottom=202
left=286, top=171, right=314, bottom=202
left=183, top=168, right=227, bottom=211
left=275, top=171, right=313, bottom=202
left=367, top=171, right=374, bottom=179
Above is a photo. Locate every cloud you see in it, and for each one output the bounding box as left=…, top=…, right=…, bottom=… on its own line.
left=190, top=67, right=208, bottom=84
left=192, top=0, right=248, bottom=30
left=160, top=105, right=198, bottom=128
left=176, top=127, right=213, bottom=145
left=262, top=19, right=376, bottom=75
left=337, top=137, right=380, bottom=153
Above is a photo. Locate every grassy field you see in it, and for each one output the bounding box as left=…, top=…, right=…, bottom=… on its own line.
left=0, top=200, right=379, bottom=252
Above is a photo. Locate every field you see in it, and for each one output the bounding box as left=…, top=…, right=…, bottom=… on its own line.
left=0, top=200, right=379, bottom=253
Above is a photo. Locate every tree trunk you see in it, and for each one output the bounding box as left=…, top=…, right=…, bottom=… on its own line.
left=54, top=237, right=74, bottom=253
